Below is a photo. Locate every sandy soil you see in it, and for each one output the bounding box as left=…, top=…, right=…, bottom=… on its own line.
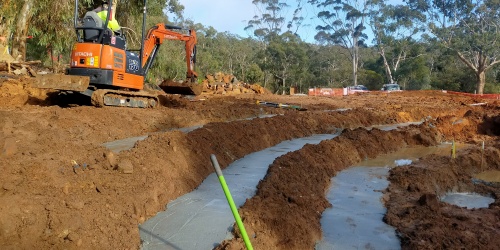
left=0, top=77, right=499, bottom=249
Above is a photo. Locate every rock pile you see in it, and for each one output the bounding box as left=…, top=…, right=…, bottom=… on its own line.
left=202, top=72, right=270, bottom=95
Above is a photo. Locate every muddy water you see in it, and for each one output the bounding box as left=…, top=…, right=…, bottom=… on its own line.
left=139, top=133, right=340, bottom=250
left=316, top=144, right=452, bottom=250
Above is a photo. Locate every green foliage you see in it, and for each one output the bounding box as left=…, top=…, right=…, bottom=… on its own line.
left=428, top=53, right=476, bottom=92
left=307, top=44, right=350, bottom=87
left=245, top=63, right=264, bottom=84
left=358, top=70, right=384, bottom=90
left=397, top=55, right=431, bottom=90
left=406, top=0, right=500, bottom=94
left=264, top=32, right=308, bottom=94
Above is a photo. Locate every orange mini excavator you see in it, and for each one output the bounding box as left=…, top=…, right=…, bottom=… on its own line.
left=34, top=0, right=198, bottom=108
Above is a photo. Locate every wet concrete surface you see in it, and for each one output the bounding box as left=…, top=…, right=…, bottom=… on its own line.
left=103, top=115, right=276, bottom=153
left=139, top=133, right=340, bottom=250
left=316, top=144, right=454, bottom=250
left=315, top=167, right=401, bottom=250
left=368, top=121, right=423, bottom=131
left=440, top=192, right=495, bottom=209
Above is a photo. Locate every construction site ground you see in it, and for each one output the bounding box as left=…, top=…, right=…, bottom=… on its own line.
left=1, top=77, right=499, bottom=249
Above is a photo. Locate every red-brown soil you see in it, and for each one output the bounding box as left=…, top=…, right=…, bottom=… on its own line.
left=0, top=78, right=499, bottom=249
left=384, top=144, right=500, bottom=250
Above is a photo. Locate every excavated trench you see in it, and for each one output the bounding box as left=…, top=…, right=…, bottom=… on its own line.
left=106, top=105, right=499, bottom=249
left=138, top=122, right=432, bottom=249
left=1, top=89, right=500, bottom=249
left=213, top=109, right=500, bottom=249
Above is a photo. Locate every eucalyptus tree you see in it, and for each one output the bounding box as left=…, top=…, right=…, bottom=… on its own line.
left=406, top=0, right=500, bottom=94
left=9, top=0, right=35, bottom=61
left=369, top=1, right=425, bottom=85
left=309, top=0, right=373, bottom=86
left=0, top=0, right=22, bottom=49
left=265, top=32, right=308, bottom=94
left=233, top=38, right=261, bottom=82
left=308, top=44, right=350, bottom=87
left=245, top=0, right=306, bottom=91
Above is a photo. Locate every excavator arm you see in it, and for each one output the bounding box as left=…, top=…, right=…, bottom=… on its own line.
left=141, top=23, right=197, bottom=82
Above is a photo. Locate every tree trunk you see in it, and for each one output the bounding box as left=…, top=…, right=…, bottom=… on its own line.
left=282, top=75, right=286, bottom=95
left=476, top=71, right=486, bottom=95
left=11, top=0, right=34, bottom=62
left=352, top=44, right=358, bottom=86
left=380, top=47, right=394, bottom=84
left=0, top=15, right=12, bottom=49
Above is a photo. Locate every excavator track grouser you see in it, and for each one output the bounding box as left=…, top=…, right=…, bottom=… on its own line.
left=90, top=89, right=159, bottom=108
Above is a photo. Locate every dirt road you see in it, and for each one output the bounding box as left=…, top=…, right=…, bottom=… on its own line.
left=0, top=78, right=499, bottom=249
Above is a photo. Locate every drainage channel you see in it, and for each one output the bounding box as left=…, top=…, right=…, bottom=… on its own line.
left=315, top=144, right=452, bottom=250
left=138, top=121, right=428, bottom=249
left=139, top=133, right=340, bottom=250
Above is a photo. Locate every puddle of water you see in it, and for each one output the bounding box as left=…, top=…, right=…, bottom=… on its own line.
left=368, top=121, right=423, bottom=131
left=474, top=170, right=500, bottom=183
left=395, top=159, right=412, bottom=166
left=440, top=192, right=494, bottom=209
left=139, top=133, right=340, bottom=250
left=353, top=144, right=451, bottom=168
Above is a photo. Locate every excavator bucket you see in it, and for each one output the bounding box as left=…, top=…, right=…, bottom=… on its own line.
left=31, top=74, right=90, bottom=92
left=159, top=80, right=202, bottom=96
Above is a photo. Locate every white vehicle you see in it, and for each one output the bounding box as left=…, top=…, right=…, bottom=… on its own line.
left=381, top=84, right=401, bottom=92
left=348, top=85, right=369, bottom=93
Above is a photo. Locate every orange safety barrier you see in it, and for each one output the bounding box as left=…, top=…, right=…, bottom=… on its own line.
left=308, top=88, right=344, bottom=97
left=445, top=90, right=500, bottom=100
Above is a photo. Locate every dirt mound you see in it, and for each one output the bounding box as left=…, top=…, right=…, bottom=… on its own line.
left=0, top=77, right=53, bottom=106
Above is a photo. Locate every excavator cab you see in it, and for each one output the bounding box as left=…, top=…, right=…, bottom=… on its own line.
left=79, top=9, right=126, bottom=50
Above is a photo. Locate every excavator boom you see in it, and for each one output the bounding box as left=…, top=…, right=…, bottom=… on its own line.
left=141, top=24, right=200, bottom=95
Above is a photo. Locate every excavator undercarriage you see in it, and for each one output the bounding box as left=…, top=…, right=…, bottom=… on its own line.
left=90, top=89, right=159, bottom=108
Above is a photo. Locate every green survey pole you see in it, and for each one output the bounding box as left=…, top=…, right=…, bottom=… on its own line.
left=210, top=154, right=253, bottom=250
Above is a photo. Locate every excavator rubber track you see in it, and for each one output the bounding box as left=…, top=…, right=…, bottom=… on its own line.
left=91, top=89, right=159, bottom=108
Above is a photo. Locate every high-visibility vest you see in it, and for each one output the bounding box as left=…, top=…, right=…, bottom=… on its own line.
left=96, top=10, right=121, bottom=32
